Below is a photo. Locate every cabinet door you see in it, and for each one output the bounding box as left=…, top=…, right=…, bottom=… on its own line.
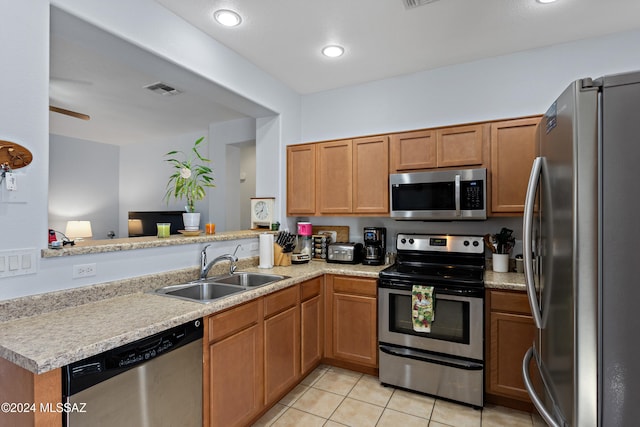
left=301, top=294, right=322, bottom=375
left=325, top=276, right=378, bottom=369
left=208, top=324, right=263, bottom=427
left=264, top=306, right=300, bottom=405
left=490, top=117, right=540, bottom=214
left=332, top=293, right=377, bottom=367
left=436, top=124, right=486, bottom=167
left=317, top=140, right=353, bottom=214
left=390, top=130, right=436, bottom=172
left=353, top=136, right=389, bottom=214
left=287, top=144, right=316, bottom=215
left=488, top=311, right=536, bottom=401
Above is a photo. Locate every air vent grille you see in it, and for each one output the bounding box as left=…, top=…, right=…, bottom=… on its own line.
left=143, top=82, right=181, bottom=96
left=403, top=0, right=441, bottom=9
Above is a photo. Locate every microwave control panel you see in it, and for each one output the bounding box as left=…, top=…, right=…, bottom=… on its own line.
left=461, top=180, right=484, bottom=209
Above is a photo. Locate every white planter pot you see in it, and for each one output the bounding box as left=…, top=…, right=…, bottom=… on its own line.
left=492, top=253, right=510, bottom=273
left=182, top=212, right=201, bottom=231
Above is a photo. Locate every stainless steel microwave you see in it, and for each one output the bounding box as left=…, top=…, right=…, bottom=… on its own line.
left=389, top=168, right=487, bottom=220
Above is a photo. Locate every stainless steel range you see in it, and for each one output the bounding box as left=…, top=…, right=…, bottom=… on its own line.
left=378, top=234, right=485, bottom=408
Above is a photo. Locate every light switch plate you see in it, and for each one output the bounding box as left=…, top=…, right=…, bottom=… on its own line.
left=0, top=248, right=37, bottom=279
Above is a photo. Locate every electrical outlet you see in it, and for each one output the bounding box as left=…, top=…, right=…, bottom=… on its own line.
left=73, top=263, right=97, bottom=279
left=250, top=242, right=259, bottom=251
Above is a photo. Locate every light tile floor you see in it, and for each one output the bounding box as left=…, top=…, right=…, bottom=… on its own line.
left=253, top=365, right=546, bottom=427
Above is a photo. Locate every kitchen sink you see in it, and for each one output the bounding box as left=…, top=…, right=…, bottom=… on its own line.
left=152, top=272, right=289, bottom=303
left=213, top=272, right=288, bottom=287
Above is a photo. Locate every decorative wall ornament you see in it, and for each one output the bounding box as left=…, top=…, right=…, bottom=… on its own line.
left=0, top=140, right=33, bottom=169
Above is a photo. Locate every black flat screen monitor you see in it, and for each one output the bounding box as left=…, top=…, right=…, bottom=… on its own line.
left=128, top=211, right=184, bottom=237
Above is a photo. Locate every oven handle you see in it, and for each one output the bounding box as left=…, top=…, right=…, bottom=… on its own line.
left=380, top=345, right=483, bottom=371
left=378, top=282, right=484, bottom=299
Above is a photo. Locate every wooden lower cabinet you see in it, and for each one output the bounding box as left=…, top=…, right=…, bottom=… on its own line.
left=485, top=289, right=536, bottom=411
left=263, top=286, right=300, bottom=406
left=300, top=277, right=323, bottom=376
left=324, top=275, right=378, bottom=373
left=205, top=300, right=264, bottom=427
left=0, top=358, right=61, bottom=427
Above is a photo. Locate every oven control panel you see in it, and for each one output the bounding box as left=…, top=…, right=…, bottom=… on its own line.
left=396, top=234, right=484, bottom=254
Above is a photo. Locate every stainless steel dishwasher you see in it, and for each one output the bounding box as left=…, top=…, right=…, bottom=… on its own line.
left=63, top=318, right=203, bottom=427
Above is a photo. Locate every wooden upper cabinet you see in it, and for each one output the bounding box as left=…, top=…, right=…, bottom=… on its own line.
left=390, top=130, right=436, bottom=172
left=287, top=144, right=316, bottom=215
left=353, top=136, right=389, bottom=214
left=490, top=117, right=541, bottom=214
left=317, top=139, right=353, bottom=214
left=436, top=124, right=486, bottom=168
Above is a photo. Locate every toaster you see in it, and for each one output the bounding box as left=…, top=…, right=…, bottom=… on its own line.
left=327, top=243, right=363, bottom=264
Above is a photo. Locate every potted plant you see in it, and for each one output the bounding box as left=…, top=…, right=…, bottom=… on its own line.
left=163, top=136, right=215, bottom=230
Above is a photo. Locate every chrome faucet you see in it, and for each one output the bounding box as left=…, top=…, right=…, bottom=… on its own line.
left=200, top=244, right=241, bottom=279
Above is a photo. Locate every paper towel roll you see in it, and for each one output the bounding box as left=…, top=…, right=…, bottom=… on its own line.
left=259, top=233, right=274, bottom=269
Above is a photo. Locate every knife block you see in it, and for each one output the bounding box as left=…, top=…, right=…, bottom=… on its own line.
left=273, top=244, right=291, bottom=266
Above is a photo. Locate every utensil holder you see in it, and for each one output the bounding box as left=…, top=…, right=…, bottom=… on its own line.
left=492, top=253, right=510, bottom=273
left=273, top=244, right=292, bottom=266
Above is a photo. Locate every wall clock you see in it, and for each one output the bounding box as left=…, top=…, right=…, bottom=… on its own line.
left=250, top=197, right=275, bottom=229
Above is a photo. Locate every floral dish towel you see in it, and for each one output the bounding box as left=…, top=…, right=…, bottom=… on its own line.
left=412, top=285, right=434, bottom=333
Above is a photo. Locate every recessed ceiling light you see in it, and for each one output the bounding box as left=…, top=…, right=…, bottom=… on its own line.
left=322, top=45, right=345, bottom=58
left=213, top=9, right=242, bottom=27
left=536, top=0, right=557, bottom=3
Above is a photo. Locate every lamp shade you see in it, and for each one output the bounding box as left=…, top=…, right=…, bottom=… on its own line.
left=128, top=219, right=143, bottom=235
left=65, top=220, right=93, bottom=239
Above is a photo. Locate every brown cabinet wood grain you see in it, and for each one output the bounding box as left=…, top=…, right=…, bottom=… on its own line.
left=390, top=130, right=437, bottom=172
left=324, top=275, right=378, bottom=371
left=436, top=124, right=487, bottom=168
left=390, top=124, right=488, bottom=173
left=264, top=305, right=300, bottom=405
left=301, top=277, right=323, bottom=376
left=205, top=300, right=264, bottom=427
left=353, top=136, right=389, bottom=214
left=317, top=139, right=353, bottom=214
left=485, top=289, right=536, bottom=411
left=490, top=117, right=541, bottom=214
left=287, top=144, right=316, bottom=215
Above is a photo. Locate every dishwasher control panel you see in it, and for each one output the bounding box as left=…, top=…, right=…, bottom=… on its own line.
left=64, top=318, right=203, bottom=396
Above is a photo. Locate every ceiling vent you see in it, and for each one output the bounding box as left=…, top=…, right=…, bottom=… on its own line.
left=403, top=0, right=441, bottom=9
left=143, top=82, right=181, bottom=96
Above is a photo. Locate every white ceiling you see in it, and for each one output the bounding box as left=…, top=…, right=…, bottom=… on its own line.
left=156, top=0, right=640, bottom=94
left=50, top=0, right=640, bottom=145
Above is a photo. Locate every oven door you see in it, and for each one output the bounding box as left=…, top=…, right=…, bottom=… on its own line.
left=378, top=285, right=483, bottom=361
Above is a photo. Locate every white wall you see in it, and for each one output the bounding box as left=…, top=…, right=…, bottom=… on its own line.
left=0, top=0, right=300, bottom=300
left=296, top=29, right=640, bottom=251
left=49, top=134, right=120, bottom=239
left=119, top=130, right=210, bottom=237
left=301, top=29, right=640, bottom=142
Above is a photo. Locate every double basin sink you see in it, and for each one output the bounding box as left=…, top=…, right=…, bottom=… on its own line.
left=153, top=272, right=290, bottom=303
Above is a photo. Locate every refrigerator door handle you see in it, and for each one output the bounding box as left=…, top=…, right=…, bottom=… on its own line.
left=523, top=156, right=544, bottom=328
left=523, top=347, right=561, bottom=427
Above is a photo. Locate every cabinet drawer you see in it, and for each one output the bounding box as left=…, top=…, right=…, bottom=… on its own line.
left=489, top=290, right=531, bottom=315
left=264, top=286, right=298, bottom=318
left=332, top=275, right=377, bottom=297
left=300, top=277, right=322, bottom=302
left=208, top=299, right=261, bottom=343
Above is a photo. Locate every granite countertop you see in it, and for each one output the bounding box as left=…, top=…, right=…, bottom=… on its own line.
left=0, top=259, right=525, bottom=375
left=0, top=261, right=385, bottom=374
left=484, top=270, right=526, bottom=291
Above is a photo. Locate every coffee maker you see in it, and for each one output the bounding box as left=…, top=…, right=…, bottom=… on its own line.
left=362, top=227, right=386, bottom=265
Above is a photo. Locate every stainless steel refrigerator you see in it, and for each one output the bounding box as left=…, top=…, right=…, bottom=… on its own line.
left=522, top=70, right=640, bottom=427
